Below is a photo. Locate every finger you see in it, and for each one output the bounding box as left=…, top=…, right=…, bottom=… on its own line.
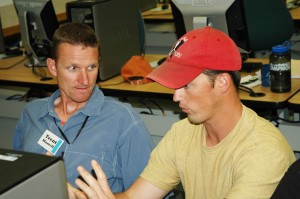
left=67, top=182, right=75, bottom=189
left=67, top=182, right=77, bottom=199
left=67, top=182, right=77, bottom=192
left=91, top=160, right=115, bottom=198
left=91, top=160, right=110, bottom=191
left=68, top=188, right=77, bottom=199
left=45, top=151, right=53, bottom=156
left=67, top=182, right=87, bottom=199
left=76, top=166, right=100, bottom=198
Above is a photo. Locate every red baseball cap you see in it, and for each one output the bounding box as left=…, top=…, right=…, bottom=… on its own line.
left=147, top=26, right=242, bottom=89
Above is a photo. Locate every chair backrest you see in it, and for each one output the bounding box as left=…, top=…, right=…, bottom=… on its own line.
left=271, top=159, right=300, bottom=199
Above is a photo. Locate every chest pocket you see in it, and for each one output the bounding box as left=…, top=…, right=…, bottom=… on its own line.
left=63, top=146, right=115, bottom=185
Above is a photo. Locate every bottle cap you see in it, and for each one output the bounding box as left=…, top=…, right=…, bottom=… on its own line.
left=272, top=41, right=290, bottom=53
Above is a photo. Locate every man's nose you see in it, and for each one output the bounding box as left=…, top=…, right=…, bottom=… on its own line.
left=173, top=88, right=184, bottom=102
left=79, top=70, right=89, bottom=85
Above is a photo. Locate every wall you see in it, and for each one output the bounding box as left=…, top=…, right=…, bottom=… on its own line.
left=0, top=0, right=73, bottom=29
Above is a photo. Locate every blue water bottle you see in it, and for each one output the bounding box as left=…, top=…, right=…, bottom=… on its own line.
left=269, top=41, right=291, bottom=93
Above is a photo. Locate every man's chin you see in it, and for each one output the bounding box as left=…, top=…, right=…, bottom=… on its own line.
left=187, top=117, right=201, bottom=125
left=71, top=95, right=91, bottom=103
left=72, top=90, right=93, bottom=103
left=74, top=98, right=90, bottom=104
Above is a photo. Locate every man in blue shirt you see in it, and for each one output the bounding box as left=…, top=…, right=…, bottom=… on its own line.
left=13, top=23, right=154, bottom=193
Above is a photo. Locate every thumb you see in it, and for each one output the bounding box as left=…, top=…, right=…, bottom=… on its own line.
left=45, top=151, right=53, bottom=156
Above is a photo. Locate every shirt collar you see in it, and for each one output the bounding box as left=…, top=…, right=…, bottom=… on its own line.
left=39, top=86, right=105, bottom=118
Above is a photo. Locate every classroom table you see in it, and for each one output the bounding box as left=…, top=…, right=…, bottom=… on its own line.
left=0, top=54, right=299, bottom=112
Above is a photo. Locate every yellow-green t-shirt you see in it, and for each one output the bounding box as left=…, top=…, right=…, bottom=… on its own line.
left=141, top=105, right=296, bottom=199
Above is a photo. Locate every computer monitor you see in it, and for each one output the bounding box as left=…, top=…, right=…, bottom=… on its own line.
left=0, top=148, right=68, bottom=199
left=171, top=0, right=295, bottom=55
left=66, top=0, right=143, bottom=81
left=13, top=0, right=59, bottom=67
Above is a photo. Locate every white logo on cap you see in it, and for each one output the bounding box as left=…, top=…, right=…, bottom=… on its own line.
left=170, top=37, right=188, bottom=58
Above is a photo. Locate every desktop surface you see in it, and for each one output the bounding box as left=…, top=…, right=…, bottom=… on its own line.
left=142, top=4, right=173, bottom=21
left=0, top=55, right=300, bottom=110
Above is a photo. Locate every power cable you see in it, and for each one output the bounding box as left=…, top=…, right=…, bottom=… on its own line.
left=239, top=85, right=265, bottom=97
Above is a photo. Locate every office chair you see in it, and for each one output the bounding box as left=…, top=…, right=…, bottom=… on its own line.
left=270, top=159, right=300, bottom=198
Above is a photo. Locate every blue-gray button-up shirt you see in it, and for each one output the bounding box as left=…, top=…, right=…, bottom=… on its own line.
left=13, top=86, right=154, bottom=193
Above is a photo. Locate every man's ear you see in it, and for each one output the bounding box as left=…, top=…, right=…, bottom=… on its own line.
left=217, top=73, right=231, bottom=93
left=47, top=58, right=57, bottom=77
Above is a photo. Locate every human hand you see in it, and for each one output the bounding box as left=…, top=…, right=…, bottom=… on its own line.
left=67, top=182, right=88, bottom=199
left=75, top=160, right=116, bottom=199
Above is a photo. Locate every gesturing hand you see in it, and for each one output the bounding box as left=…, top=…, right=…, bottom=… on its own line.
left=75, top=160, right=116, bottom=199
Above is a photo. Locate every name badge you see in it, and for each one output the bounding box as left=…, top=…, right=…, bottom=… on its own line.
left=38, top=130, right=64, bottom=155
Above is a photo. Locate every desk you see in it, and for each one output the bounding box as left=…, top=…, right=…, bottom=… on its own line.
left=1, top=55, right=300, bottom=111
left=3, top=5, right=172, bottom=38
left=100, top=57, right=300, bottom=111
left=142, top=5, right=300, bottom=21
left=0, top=54, right=169, bottom=90
left=4, top=5, right=300, bottom=37
left=290, top=7, right=300, bottom=20
left=142, top=4, right=300, bottom=22
left=240, top=78, right=300, bottom=110
left=3, top=13, right=67, bottom=38
left=0, top=56, right=57, bottom=88
left=142, top=5, right=173, bottom=22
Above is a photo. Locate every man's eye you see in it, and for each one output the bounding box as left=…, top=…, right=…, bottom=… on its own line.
left=67, top=66, right=77, bottom=71
left=87, top=65, right=97, bottom=71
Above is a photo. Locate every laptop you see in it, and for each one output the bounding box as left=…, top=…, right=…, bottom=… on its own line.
left=0, top=148, right=68, bottom=199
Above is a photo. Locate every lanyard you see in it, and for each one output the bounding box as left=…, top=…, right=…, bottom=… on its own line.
left=53, top=116, right=89, bottom=144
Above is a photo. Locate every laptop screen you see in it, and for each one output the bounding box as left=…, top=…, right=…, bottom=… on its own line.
left=0, top=148, right=68, bottom=199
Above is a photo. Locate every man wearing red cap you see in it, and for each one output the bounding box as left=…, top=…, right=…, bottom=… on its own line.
left=69, top=27, right=296, bottom=199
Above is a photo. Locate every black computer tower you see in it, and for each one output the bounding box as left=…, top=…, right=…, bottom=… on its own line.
left=66, top=0, right=142, bottom=81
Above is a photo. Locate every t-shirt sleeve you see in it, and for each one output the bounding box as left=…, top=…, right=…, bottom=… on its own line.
left=119, top=120, right=155, bottom=190
left=140, top=126, right=181, bottom=191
